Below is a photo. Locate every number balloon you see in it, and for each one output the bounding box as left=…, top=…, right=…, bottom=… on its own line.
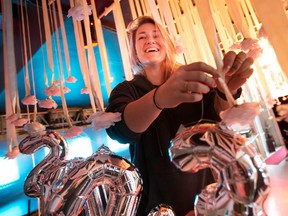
left=170, top=123, right=270, bottom=216
left=148, top=204, right=176, bottom=216
left=19, top=130, right=142, bottom=216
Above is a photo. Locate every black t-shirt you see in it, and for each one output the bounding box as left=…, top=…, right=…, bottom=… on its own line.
left=106, top=75, right=220, bottom=215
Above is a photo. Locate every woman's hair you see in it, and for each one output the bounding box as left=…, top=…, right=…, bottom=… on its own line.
left=126, top=16, right=178, bottom=80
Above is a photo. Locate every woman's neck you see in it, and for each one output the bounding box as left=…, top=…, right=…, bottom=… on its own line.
left=143, top=64, right=165, bottom=86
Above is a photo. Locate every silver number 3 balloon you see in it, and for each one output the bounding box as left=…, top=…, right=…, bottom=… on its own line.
left=170, top=123, right=270, bottom=216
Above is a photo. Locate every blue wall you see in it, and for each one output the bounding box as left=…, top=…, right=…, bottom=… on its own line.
left=0, top=17, right=125, bottom=112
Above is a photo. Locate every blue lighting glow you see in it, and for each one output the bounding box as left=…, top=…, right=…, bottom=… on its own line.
left=106, top=136, right=129, bottom=152
left=66, top=135, right=93, bottom=160
left=0, top=157, right=20, bottom=186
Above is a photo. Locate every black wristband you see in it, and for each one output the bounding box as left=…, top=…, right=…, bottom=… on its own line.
left=215, top=88, right=242, bottom=101
left=153, top=87, right=163, bottom=110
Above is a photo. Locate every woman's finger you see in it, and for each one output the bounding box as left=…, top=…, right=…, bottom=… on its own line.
left=227, top=52, right=248, bottom=75
left=229, top=57, right=254, bottom=77
left=230, top=52, right=247, bottom=72
left=181, top=62, right=218, bottom=78
left=177, top=69, right=216, bottom=88
left=239, top=68, right=254, bottom=79
left=182, top=81, right=211, bottom=94
left=222, top=51, right=237, bottom=72
left=227, top=68, right=254, bottom=92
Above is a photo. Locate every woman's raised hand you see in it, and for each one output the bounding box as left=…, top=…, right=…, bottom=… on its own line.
left=155, top=62, right=218, bottom=109
left=154, top=51, right=254, bottom=109
left=219, top=51, right=254, bottom=94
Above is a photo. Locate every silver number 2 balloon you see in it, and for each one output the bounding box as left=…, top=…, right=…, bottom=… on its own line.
left=19, top=130, right=142, bottom=216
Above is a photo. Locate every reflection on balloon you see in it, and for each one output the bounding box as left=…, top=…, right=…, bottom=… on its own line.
left=194, top=183, right=231, bottom=216
left=19, top=130, right=142, bottom=215
left=170, top=123, right=270, bottom=216
left=19, top=130, right=68, bottom=197
left=148, top=204, right=176, bottom=216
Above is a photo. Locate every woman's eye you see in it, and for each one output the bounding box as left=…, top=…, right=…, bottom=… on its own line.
left=154, top=34, right=159, bottom=38
left=137, top=36, right=145, bottom=40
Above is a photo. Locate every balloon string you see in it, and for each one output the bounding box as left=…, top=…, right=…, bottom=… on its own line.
left=217, top=76, right=237, bottom=107
left=36, top=0, right=49, bottom=88
left=42, top=0, right=55, bottom=84
left=2, top=0, right=19, bottom=148
left=77, top=21, right=98, bottom=113
left=51, top=2, right=73, bottom=127
left=56, top=0, right=71, bottom=77
left=19, top=0, right=31, bottom=98
left=82, top=0, right=104, bottom=111
left=206, top=0, right=237, bottom=107
left=19, top=0, right=31, bottom=122
left=193, top=0, right=236, bottom=107
left=69, top=0, right=97, bottom=113
left=90, top=0, right=112, bottom=95
left=23, top=0, right=38, bottom=121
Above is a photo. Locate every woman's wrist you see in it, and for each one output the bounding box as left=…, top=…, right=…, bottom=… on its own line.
left=153, top=87, right=164, bottom=110
left=215, top=88, right=242, bottom=101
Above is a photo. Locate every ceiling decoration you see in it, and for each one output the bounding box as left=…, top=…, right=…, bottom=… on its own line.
left=17, top=0, right=132, bottom=30
left=1, top=0, right=132, bottom=154
left=1, top=0, right=288, bottom=161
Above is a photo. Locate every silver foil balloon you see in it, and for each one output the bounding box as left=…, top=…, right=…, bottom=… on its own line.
left=194, top=183, right=232, bottom=216
left=19, top=131, right=142, bottom=216
left=46, top=145, right=143, bottom=216
left=170, top=123, right=270, bottom=216
left=19, top=130, right=69, bottom=197
left=148, top=204, right=176, bottom=216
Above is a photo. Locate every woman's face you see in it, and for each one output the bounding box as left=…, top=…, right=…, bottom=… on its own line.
left=135, top=23, right=166, bottom=67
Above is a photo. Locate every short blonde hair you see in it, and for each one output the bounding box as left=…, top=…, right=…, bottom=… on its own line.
left=126, top=16, right=178, bottom=80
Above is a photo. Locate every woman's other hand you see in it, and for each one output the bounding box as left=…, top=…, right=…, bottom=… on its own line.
left=220, top=51, right=254, bottom=94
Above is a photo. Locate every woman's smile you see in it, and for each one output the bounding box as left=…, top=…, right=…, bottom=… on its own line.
left=135, top=23, right=166, bottom=65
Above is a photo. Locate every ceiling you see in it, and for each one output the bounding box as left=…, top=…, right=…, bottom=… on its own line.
left=23, top=0, right=132, bottom=30
left=0, top=0, right=132, bottom=29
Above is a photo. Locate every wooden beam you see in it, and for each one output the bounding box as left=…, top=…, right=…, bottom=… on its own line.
left=250, top=0, right=288, bottom=79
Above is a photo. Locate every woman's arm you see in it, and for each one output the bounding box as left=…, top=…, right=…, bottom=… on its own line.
left=124, top=88, right=162, bottom=133
left=124, top=63, right=218, bottom=133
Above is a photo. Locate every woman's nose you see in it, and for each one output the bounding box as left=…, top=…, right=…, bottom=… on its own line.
left=146, top=38, right=156, bottom=44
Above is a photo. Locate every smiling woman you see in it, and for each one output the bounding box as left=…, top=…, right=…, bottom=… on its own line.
left=134, top=23, right=166, bottom=74
left=127, top=16, right=177, bottom=78
left=105, top=15, right=255, bottom=215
